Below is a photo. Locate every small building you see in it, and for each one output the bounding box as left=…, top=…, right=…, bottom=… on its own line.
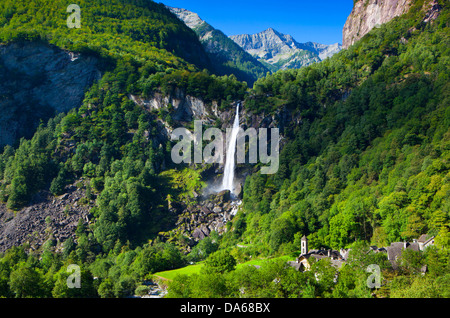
left=385, top=241, right=419, bottom=269
left=417, top=234, right=435, bottom=251
left=288, top=236, right=347, bottom=272
left=379, top=234, right=435, bottom=269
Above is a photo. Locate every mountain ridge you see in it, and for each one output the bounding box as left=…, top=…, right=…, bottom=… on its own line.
left=168, top=6, right=342, bottom=78
left=168, top=6, right=270, bottom=85
left=230, top=27, right=342, bottom=72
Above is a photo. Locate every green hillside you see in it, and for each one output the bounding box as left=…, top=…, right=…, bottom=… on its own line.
left=237, top=0, right=450, bottom=251
left=0, top=0, right=209, bottom=70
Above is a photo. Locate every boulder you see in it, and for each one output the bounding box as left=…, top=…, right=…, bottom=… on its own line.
left=234, top=182, right=243, bottom=199
left=201, top=207, right=211, bottom=215
left=193, top=228, right=205, bottom=240
left=212, top=190, right=231, bottom=204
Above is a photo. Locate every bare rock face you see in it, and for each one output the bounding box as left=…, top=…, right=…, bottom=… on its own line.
left=130, top=88, right=219, bottom=123
left=343, top=0, right=442, bottom=49
left=422, top=0, right=443, bottom=23
left=343, top=0, right=414, bottom=49
left=167, top=7, right=205, bottom=30
left=0, top=42, right=100, bottom=146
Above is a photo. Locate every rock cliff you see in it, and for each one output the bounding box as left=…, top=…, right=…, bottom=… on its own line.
left=343, top=0, right=413, bottom=49
left=167, top=6, right=205, bottom=29
left=0, top=42, right=100, bottom=146
left=343, top=0, right=442, bottom=49
left=130, top=88, right=219, bottom=123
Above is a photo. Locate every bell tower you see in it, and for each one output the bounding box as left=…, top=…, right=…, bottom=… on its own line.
left=301, top=235, right=308, bottom=255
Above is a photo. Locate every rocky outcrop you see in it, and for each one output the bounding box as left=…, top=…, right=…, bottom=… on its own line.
left=0, top=41, right=100, bottom=146
left=422, top=0, right=443, bottom=23
left=342, top=0, right=442, bottom=49
left=167, top=6, right=206, bottom=29
left=161, top=189, right=241, bottom=252
left=130, top=88, right=219, bottom=123
left=343, top=0, right=413, bottom=49
left=130, top=87, right=295, bottom=149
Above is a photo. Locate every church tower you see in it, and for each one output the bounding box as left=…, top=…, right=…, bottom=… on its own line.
left=301, top=235, right=308, bottom=255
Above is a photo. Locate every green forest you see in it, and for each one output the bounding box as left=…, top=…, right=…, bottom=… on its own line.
left=0, top=0, right=449, bottom=298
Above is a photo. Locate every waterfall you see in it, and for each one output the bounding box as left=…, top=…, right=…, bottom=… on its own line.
left=221, top=103, right=240, bottom=194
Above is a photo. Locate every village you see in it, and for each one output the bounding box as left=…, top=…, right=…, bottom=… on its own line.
left=288, top=234, right=436, bottom=274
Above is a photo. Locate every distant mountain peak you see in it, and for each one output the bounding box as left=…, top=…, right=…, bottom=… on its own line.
left=168, top=5, right=342, bottom=75
left=167, top=6, right=205, bottom=30
left=230, top=29, right=342, bottom=72
left=262, top=27, right=280, bottom=35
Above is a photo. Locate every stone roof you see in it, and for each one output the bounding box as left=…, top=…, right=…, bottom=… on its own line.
left=367, top=246, right=387, bottom=254
left=298, top=249, right=345, bottom=263
left=295, top=251, right=346, bottom=270
left=386, top=242, right=420, bottom=261
left=309, top=254, right=328, bottom=261
left=287, top=261, right=302, bottom=271
left=418, top=234, right=435, bottom=244
left=330, top=259, right=346, bottom=269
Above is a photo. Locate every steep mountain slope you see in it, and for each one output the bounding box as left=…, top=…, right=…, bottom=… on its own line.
left=0, top=0, right=210, bottom=70
left=0, top=0, right=249, bottom=245
left=167, top=7, right=270, bottom=86
left=233, top=0, right=450, bottom=252
left=0, top=0, right=212, bottom=148
left=230, top=28, right=342, bottom=72
left=343, top=0, right=413, bottom=49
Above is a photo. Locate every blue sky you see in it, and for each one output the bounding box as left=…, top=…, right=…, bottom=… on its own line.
left=159, top=0, right=354, bottom=44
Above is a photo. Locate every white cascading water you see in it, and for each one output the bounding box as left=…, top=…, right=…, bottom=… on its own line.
left=221, top=103, right=240, bottom=194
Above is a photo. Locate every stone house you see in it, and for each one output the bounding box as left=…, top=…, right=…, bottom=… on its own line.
left=288, top=236, right=347, bottom=272
left=385, top=241, right=420, bottom=269
left=384, top=235, right=435, bottom=270
left=288, top=234, right=436, bottom=272
left=417, top=234, right=435, bottom=251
